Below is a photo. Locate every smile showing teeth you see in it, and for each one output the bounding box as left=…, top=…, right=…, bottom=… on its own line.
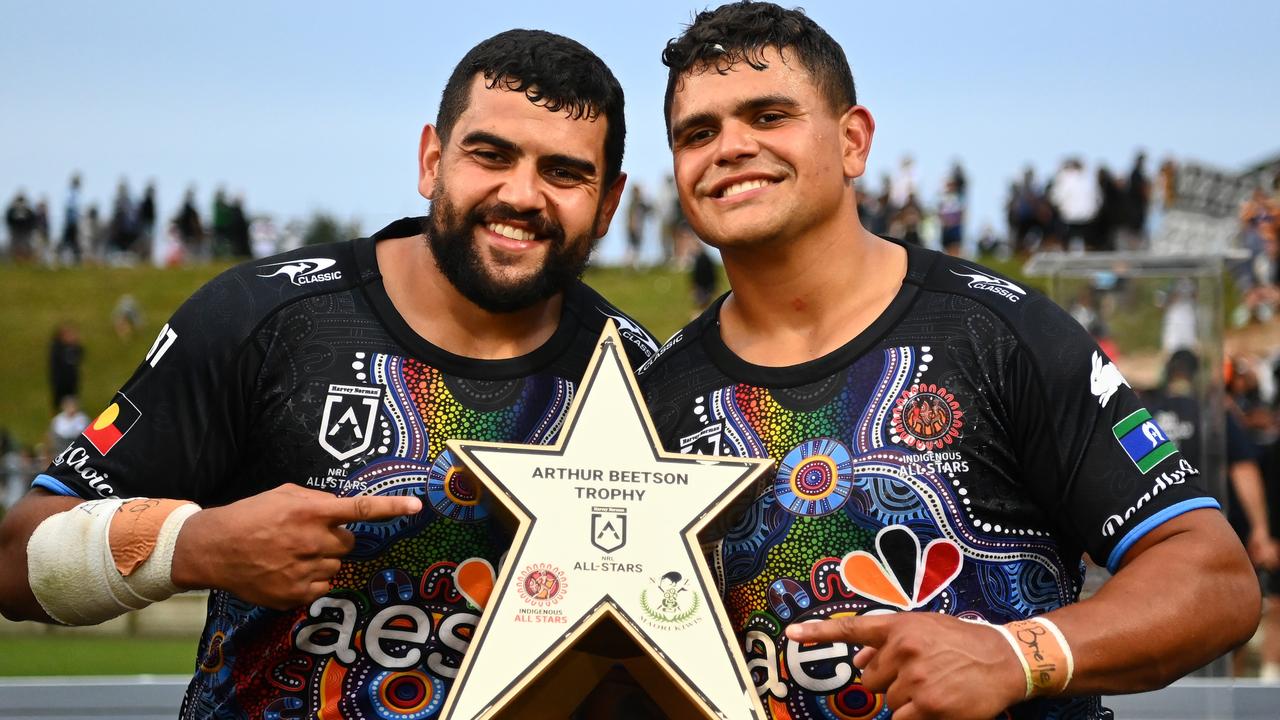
left=720, top=179, right=773, bottom=198
left=487, top=223, right=537, bottom=242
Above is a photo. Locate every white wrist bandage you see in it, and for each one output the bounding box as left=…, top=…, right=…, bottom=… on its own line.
left=27, top=498, right=200, bottom=625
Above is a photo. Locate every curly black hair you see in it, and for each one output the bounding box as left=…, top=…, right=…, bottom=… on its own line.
left=436, top=29, right=625, bottom=185
left=661, top=2, right=856, bottom=143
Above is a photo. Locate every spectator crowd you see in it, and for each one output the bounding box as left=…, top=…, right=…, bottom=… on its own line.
left=4, top=153, right=1280, bottom=679
left=4, top=173, right=274, bottom=268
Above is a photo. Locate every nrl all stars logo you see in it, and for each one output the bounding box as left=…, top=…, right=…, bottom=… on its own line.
left=640, top=571, right=702, bottom=629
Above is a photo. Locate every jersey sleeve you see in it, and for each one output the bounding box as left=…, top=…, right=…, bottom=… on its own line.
left=1003, top=295, right=1218, bottom=572
left=569, top=281, right=661, bottom=371
left=601, top=309, right=660, bottom=371
left=35, top=268, right=265, bottom=504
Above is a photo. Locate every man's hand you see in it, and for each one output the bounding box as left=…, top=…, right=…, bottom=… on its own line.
left=786, top=612, right=1027, bottom=720
left=173, top=484, right=422, bottom=610
left=1247, top=529, right=1280, bottom=571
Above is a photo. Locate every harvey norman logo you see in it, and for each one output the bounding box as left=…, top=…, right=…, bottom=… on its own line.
left=951, top=268, right=1025, bottom=302
left=257, top=258, right=343, bottom=286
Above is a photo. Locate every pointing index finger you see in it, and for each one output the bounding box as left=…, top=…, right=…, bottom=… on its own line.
left=321, top=494, right=423, bottom=524
left=785, top=613, right=896, bottom=647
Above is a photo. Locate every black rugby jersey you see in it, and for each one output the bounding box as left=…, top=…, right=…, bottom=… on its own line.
left=35, top=217, right=658, bottom=719
left=638, top=240, right=1215, bottom=720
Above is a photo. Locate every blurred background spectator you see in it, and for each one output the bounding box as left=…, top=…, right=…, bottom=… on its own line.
left=1051, top=158, right=1099, bottom=252
left=57, top=173, right=82, bottom=265
left=48, top=396, right=89, bottom=454
left=625, top=183, right=651, bottom=270
left=5, top=191, right=37, bottom=263
left=48, top=321, right=83, bottom=413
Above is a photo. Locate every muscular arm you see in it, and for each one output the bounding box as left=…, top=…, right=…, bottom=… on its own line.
left=0, top=489, right=83, bottom=621
left=1046, top=508, right=1258, bottom=692
left=787, top=509, right=1259, bottom=718
left=0, top=485, right=422, bottom=624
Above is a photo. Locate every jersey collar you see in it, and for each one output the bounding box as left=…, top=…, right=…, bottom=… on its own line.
left=698, top=237, right=931, bottom=387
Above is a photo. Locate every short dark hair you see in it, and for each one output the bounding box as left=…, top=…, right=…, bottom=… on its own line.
left=435, top=29, right=626, bottom=186
left=1164, top=349, right=1201, bottom=384
left=661, top=1, right=856, bottom=142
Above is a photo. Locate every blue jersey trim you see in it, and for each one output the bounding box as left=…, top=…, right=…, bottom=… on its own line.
left=32, top=474, right=78, bottom=497
left=1106, top=497, right=1221, bottom=572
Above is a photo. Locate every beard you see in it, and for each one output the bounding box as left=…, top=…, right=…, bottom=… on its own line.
left=424, top=179, right=596, bottom=314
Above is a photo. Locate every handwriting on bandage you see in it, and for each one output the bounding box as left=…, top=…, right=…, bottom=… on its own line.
left=1005, top=618, right=1073, bottom=696
left=1015, top=623, right=1057, bottom=686
left=108, top=498, right=195, bottom=575
left=122, top=499, right=163, bottom=515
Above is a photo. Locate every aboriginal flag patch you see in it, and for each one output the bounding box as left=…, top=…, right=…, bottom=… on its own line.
left=1112, top=408, right=1176, bottom=474
left=83, top=393, right=142, bottom=455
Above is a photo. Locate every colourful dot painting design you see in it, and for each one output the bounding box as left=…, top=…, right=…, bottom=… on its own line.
left=775, top=438, right=855, bottom=516
left=705, top=350, right=1092, bottom=720
left=190, top=353, right=575, bottom=720
left=331, top=520, right=497, bottom=600
left=400, top=360, right=529, bottom=463
left=733, top=385, right=856, bottom=458
left=724, top=514, right=874, bottom=629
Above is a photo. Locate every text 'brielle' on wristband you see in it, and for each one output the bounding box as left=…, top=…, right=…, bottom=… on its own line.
left=992, top=616, right=1075, bottom=698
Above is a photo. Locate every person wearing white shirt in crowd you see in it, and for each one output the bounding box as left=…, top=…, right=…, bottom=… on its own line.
left=47, top=396, right=89, bottom=455
left=1051, top=158, right=1099, bottom=251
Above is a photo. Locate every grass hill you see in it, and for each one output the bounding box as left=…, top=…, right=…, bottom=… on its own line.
left=2, top=262, right=233, bottom=450
left=0, top=260, right=711, bottom=449
left=4, top=251, right=1181, bottom=453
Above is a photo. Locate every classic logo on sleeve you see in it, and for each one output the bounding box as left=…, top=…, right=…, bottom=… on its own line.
left=600, top=310, right=659, bottom=358
left=950, top=267, right=1025, bottom=302
left=256, top=257, right=343, bottom=286
left=82, top=393, right=142, bottom=455
left=1112, top=408, right=1177, bottom=473
left=636, top=329, right=683, bottom=376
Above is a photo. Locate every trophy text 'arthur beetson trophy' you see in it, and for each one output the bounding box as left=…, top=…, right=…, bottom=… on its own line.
left=440, top=321, right=772, bottom=719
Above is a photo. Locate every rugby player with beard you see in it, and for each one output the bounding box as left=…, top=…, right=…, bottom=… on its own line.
left=0, top=29, right=657, bottom=718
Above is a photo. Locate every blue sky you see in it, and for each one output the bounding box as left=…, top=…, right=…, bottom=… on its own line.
left=3, top=0, right=1278, bottom=262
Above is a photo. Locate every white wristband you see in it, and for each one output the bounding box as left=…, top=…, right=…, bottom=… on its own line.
left=991, top=617, right=1075, bottom=698
left=992, top=623, right=1034, bottom=698
left=28, top=498, right=200, bottom=625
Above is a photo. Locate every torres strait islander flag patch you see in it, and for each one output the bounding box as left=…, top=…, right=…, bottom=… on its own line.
left=1112, top=408, right=1176, bottom=473
left=82, top=393, right=142, bottom=455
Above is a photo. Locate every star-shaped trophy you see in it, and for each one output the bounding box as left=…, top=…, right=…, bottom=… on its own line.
left=440, top=322, right=771, bottom=719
